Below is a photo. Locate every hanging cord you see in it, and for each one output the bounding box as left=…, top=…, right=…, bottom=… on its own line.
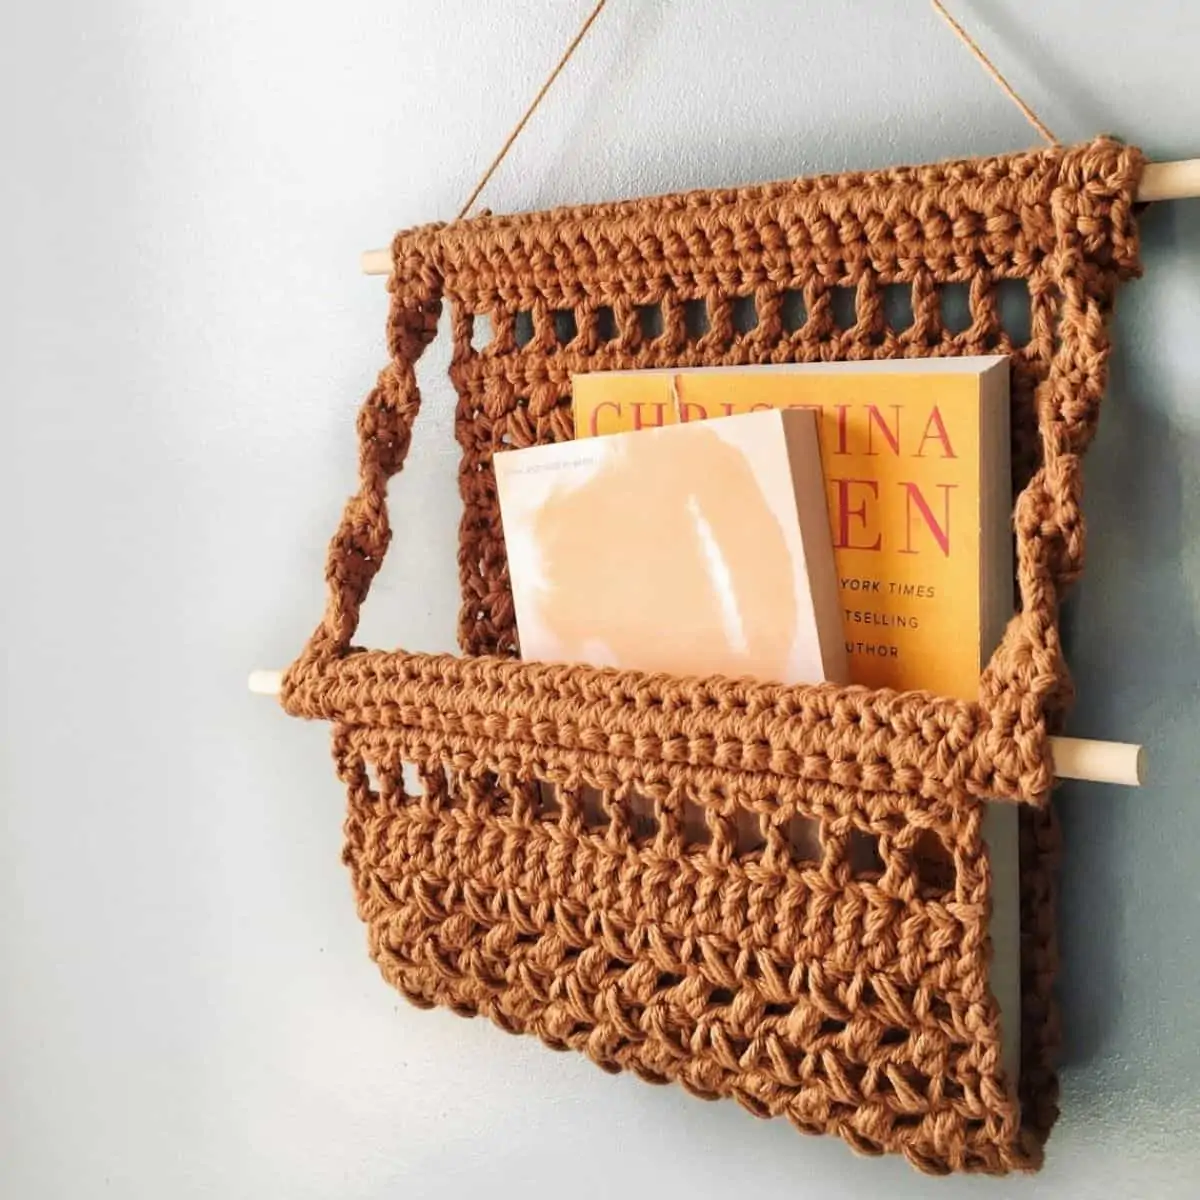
left=455, top=0, right=1058, bottom=222
left=455, top=0, right=608, bottom=220
left=930, top=0, right=1059, bottom=145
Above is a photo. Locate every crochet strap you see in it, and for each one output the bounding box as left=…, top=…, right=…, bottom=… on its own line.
left=285, top=248, right=444, bottom=682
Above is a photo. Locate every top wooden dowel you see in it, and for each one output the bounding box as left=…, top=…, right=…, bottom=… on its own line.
left=1138, top=157, right=1200, bottom=202
left=357, top=158, right=1200, bottom=277
left=356, top=158, right=1197, bottom=276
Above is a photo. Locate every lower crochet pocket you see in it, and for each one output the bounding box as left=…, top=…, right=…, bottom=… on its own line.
left=314, top=650, right=1027, bottom=1173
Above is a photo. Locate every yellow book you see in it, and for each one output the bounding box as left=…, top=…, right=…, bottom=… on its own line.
left=573, top=358, right=1020, bottom=1083
left=574, top=359, right=1011, bottom=698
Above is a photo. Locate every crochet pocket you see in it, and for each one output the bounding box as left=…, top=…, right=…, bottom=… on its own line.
left=280, top=138, right=1144, bottom=1174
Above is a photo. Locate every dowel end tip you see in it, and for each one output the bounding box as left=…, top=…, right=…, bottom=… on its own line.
left=249, top=669, right=283, bottom=696
left=1049, top=735, right=1145, bottom=787
left=361, top=248, right=391, bottom=276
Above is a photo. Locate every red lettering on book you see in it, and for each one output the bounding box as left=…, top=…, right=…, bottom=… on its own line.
left=588, top=402, right=621, bottom=437
left=632, top=402, right=668, bottom=430
left=915, top=406, right=957, bottom=458
left=866, top=405, right=902, bottom=456
left=899, top=482, right=956, bottom=556
left=833, top=479, right=882, bottom=551
left=833, top=405, right=850, bottom=454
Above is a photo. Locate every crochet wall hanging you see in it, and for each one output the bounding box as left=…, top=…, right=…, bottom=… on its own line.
left=251, top=0, right=1195, bottom=1178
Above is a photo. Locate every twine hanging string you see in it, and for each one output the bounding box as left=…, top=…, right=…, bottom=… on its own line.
left=929, top=0, right=1058, bottom=145
left=455, top=0, right=608, bottom=220
left=455, top=0, right=1058, bottom=222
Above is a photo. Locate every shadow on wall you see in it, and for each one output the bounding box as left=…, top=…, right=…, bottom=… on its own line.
left=1056, top=200, right=1200, bottom=1094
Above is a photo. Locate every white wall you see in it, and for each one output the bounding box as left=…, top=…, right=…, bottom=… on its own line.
left=3, top=2, right=1199, bottom=1196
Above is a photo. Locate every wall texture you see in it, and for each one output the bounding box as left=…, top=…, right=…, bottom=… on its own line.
left=3, top=2, right=1198, bottom=1196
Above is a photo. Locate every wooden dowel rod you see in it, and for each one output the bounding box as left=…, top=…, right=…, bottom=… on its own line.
left=360, top=247, right=392, bottom=275
left=1138, top=157, right=1200, bottom=203
left=356, top=158, right=1200, bottom=276
left=249, top=669, right=283, bottom=696
left=247, top=669, right=1144, bottom=787
left=1046, top=736, right=1145, bottom=788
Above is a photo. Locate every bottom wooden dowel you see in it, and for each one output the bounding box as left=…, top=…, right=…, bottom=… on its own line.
left=247, top=669, right=1144, bottom=788
left=248, top=669, right=283, bottom=696
left=1045, top=736, right=1144, bottom=788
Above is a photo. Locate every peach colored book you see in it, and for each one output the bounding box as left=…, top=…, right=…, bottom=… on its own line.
left=493, top=408, right=848, bottom=687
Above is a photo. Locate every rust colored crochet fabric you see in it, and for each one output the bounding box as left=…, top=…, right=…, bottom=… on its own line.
left=281, top=138, right=1144, bottom=1174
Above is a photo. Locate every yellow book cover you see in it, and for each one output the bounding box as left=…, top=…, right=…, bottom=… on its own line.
left=573, top=359, right=1011, bottom=700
